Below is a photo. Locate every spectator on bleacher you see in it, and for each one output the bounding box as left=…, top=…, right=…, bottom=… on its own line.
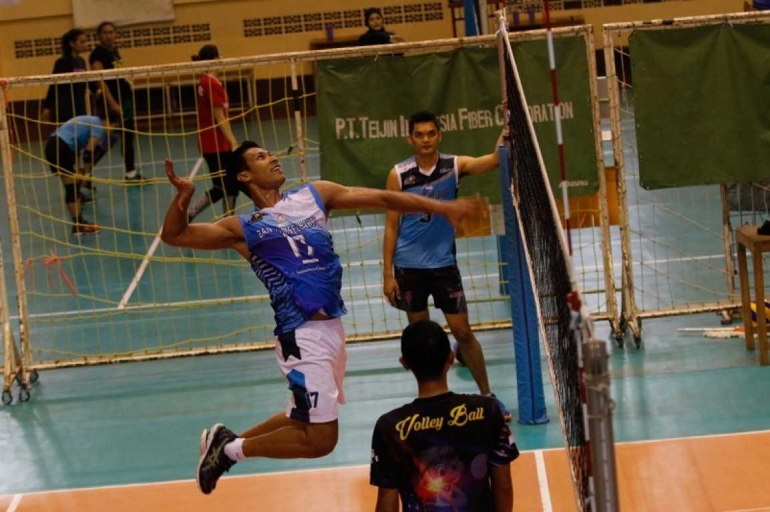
left=40, top=29, right=89, bottom=125
left=187, top=44, right=243, bottom=221
left=89, top=21, right=145, bottom=183
left=358, top=7, right=406, bottom=46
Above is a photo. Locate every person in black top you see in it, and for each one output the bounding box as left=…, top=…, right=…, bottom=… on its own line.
left=370, top=320, right=518, bottom=511
left=41, top=29, right=89, bottom=125
left=359, top=7, right=406, bottom=46
left=89, top=21, right=144, bottom=183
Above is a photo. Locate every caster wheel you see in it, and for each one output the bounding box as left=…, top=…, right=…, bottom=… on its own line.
left=29, top=370, right=39, bottom=384
left=1, top=390, right=11, bottom=406
left=613, top=332, right=625, bottom=349
left=18, top=388, right=30, bottom=403
left=633, top=336, right=642, bottom=349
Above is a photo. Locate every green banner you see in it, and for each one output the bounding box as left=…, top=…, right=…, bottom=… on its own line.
left=317, top=41, right=598, bottom=200
left=631, top=24, right=770, bottom=190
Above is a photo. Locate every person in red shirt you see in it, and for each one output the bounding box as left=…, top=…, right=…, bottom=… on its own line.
left=188, top=44, right=242, bottom=221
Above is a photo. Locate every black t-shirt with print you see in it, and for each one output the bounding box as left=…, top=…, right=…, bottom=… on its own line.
left=370, top=392, right=519, bottom=512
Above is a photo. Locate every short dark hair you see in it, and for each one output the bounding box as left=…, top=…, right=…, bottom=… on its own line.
left=192, top=44, right=219, bottom=62
left=96, top=21, right=116, bottom=35
left=364, top=7, right=383, bottom=29
left=408, top=111, right=439, bottom=135
left=401, top=320, right=450, bottom=381
left=61, top=29, right=85, bottom=56
left=233, top=141, right=262, bottom=172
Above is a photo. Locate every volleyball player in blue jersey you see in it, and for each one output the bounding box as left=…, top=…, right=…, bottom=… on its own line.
left=382, top=111, right=512, bottom=421
left=160, top=141, right=484, bottom=495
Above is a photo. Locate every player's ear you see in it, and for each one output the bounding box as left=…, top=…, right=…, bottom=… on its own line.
left=237, top=170, right=250, bottom=183
left=445, top=350, right=455, bottom=370
left=399, top=356, right=409, bottom=372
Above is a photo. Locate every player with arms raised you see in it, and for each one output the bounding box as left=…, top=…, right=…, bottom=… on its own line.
left=160, top=141, right=485, bottom=496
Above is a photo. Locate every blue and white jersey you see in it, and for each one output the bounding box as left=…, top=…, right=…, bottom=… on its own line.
left=53, top=115, right=106, bottom=153
left=394, top=153, right=459, bottom=269
left=240, top=185, right=346, bottom=335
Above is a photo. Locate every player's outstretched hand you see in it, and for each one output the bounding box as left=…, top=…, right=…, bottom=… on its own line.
left=444, top=196, right=489, bottom=229
left=165, top=158, right=195, bottom=211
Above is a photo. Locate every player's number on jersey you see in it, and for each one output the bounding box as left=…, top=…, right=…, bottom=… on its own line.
left=419, top=213, right=432, bottom=223
left=306, top=391, right=319, bottom=409
left=286, top=234, right=319, bottom=264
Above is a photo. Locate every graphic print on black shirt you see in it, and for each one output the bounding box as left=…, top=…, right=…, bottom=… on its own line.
left=370, top=392, right=519, bottom=511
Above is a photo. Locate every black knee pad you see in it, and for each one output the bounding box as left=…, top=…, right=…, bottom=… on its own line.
left=63, top=183, right=77, bottom=203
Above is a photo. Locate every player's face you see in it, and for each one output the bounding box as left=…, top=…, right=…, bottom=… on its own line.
left=409, top=122, right=442, bottom=157
left=242, top=148, right=286, bottom=189
left=99, top=25, right=117, bottom=47
left=72, top=34, right=89, bottom=55
left=368, top=13, right=384, bottom=31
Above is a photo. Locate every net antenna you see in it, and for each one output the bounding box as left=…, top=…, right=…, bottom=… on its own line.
left=495, top=8, right=619, bottom=511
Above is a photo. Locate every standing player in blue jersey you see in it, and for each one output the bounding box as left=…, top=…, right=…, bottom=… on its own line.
left=160, top=141, right=485, bottom=496
left=382, top=111, right=512, bottom=421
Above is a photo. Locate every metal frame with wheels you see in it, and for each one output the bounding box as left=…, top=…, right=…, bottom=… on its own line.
left=1, top=256, right=22, bottom=405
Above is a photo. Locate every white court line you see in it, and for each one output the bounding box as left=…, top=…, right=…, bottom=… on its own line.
left=117, top=157, right=205, bottom=310
left=5, top=494, right=22, bottom=512
left=534, top=450, right=554, bottom=512
left=1, top=430, right=768, bottom=499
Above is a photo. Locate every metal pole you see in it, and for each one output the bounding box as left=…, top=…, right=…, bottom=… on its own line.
left=583, top=340, right=620, bottom=511
left=289, top=59, right=307, bottom=183
left=0, top=83, right=32, bottom=395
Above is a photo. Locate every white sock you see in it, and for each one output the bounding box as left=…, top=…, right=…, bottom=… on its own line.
left=224, top=437, right=246, bottom=462
left=125, top=170, right=137, bottom=178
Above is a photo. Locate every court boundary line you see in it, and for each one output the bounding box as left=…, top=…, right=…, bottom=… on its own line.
left=117, top=157, right=205, bottom=310
left=534, top=450, right=553, bottom=512
left=5, top=494, right=22, bottom=512
left=3, top=429, right=768, bottom=500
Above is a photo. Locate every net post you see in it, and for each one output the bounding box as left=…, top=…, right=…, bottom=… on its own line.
left=582, top=337, right=619, bottom=511
left=464, top=0, right=481, bottom=36
left=0, top=82, right=33, bottom=395
left=602, top=26, right=640, bottom=341
left=495, top=10, right=548, bottom=425
left=290, top=58, right=307, bottom=183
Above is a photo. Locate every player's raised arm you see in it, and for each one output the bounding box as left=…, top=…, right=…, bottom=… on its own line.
left=457, top=129, right=506, bottom=178
left=313, top=180, right=486, bottom=228
left=160, top=159, right=244, bottom=250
